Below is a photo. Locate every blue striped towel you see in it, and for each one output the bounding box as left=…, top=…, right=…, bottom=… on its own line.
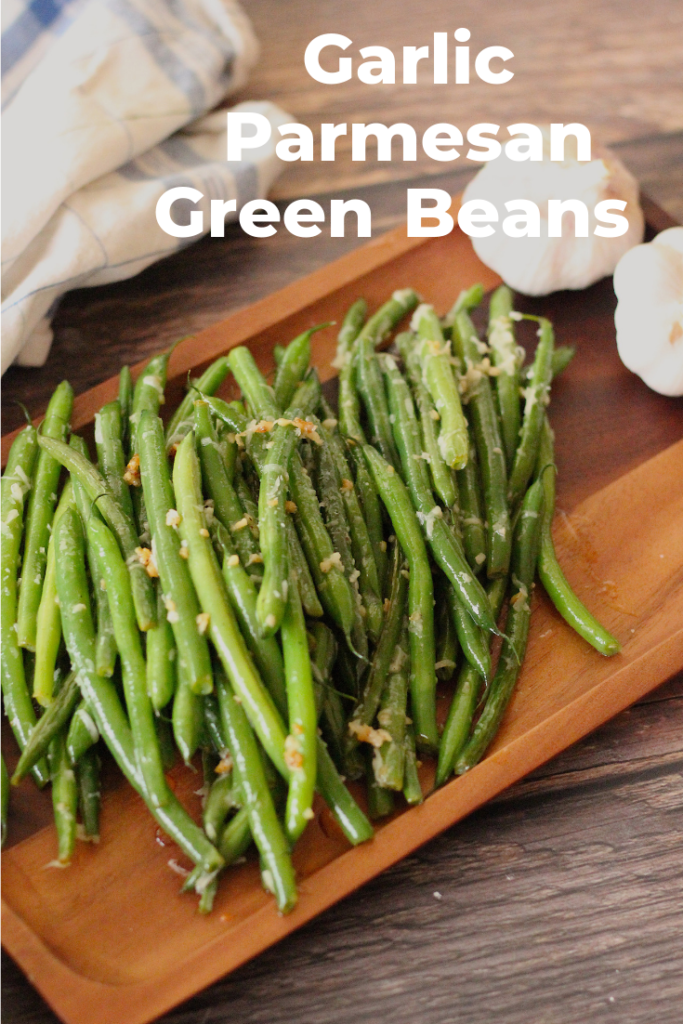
left=1, top=0, right=291, bottom=371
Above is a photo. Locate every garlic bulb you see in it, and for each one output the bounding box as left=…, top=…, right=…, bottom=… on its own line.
left=613, top=226, right=683, bottom=397
left=462, top=132, right=644, bottom=296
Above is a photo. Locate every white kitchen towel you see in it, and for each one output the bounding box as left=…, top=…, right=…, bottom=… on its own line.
left=1, top=0, right=290, bottom=372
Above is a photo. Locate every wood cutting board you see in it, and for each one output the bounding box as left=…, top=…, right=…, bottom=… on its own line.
left=2, top=196, right=682, bottom=1024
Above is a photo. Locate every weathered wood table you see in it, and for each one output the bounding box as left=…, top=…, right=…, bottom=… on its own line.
left=3, top=2, right=682, bottom=1021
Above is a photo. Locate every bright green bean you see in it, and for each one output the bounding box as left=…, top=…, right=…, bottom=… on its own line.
left=17, top=381, right=73, bottom=649
left=281, top=576, right=317, bottom=842
left=1, top=424, right=49, bottom=787
left=37, top=436, right=157, bottom=631
left=66, top=701, right=99, bottom=766
left=146, top=588, right=177, bottom=711
left=216, top=670, right=297, bottom=914
left=137, top=411, right=212, bottom=693
left=48, top=729, right=78, bottom=864
left=273, top=324, right=329, bottom=411
left=165, top=356, right=230, bottom=450
left=33, top=480, right=74, bottom=706
left=412, top=304, right=469, bottom=469
left=54, top=506, right=223, bottom=870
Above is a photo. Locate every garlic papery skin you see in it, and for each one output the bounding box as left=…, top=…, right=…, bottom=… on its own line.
left=614, top=226, right=683, bottom=397
left=461, top=134, right=644, bottom=296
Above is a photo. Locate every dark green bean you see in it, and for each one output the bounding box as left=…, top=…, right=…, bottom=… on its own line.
left=445, top=584, right=491, bottom=681
left=88, top=515, right=169, bottom=806
left=434, top=575, right=459, bottom=681
left=362, top=446, right=438, bottom=751
left=402, top=724, right=423, bottom=806
left=372, top=625, right=409, bottom=791
left=172, top=663, right=204, bottom=763
left=1, top=424, right=49, bottom=787
left=286, top=515, right=323, bottom=619
left=273, top=324, right=330, bottom=411
left=456, top=433, right=487, bottom=573
left=118, top=366, right=133, bottom=452
left=12, top=671, right=80, bottom=784
left=507, top=315, right=554, bottom=508
left=488, top=285, right=523, bottom=471
left=380, top=353, right=496, bottom=632
left=536, top=418, right=620, bottom=656
left=316, top=734, right=374, bottom=844
left=48, top=729, right=78, bottom=864
left=356, top=337, right=400, bottom=469
left=455, top=479, right=545, bottom=773
left=17, top=381, right=73, bottom=649
left=203, top=770, right=241, bottom=843
left=77, top=746, right=101, bottom=840
left=66, top=701, right=100, bottom=766
left=451, top=309, right=511, bottom=579
left=436, top=576, right=508, bottom=786
left=336, top=300, right=369, bottom=445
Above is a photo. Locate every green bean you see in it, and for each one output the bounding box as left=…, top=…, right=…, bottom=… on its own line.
left=451, top=309, right=511, bottom=579
left=33, top=480, right=74, bottom=706
left=456, top=433, right=487, bottom=573
left=95, top=401, right=134, bottom=521
left=372, top=625, right=409, bottom=791
left=455, top=479, right=545, bottom=773
left=488, top=285, right=523, bottom=471
left=216, top=422, right=237, bottom=485
left=524, top=345, right=575, bottom=384
left=396, top=331, right=458, bottom=511
left=203, top=770, right=241, bottom=842
left=194, top=401, right=262, bottom=579
left=227, top=346, right=280, bottom=420
left=445, top=283, right=485, bottom=319
left=436, top=576, right=508, bottom=786
left=273, top=324, right=330, bottom=411
left=137, top=411, right=212, bottom=693
left=211, top=519, right=288, bottom=716
left=402, top=724, right=423, bottom=805
left=434, top=576, right=459, bottom=681
left=1, top=755, right=9, bottom=847
left=336, top=300, right=369, bottom=445
left=66, top=701, right=99, bottom=766
left=165, top=356, right=230, bottom=450
left=281, top=576, right=317, bottom=842
left=412, top=304, right=469, bottom=469
left=286, top=516, right=323, bottom=618
left=316, top=734, right=374, bottom=844
left=68, top=434, right=118, bottom=677
left=366, top=749, right=395, bottom=819
left=349, top=443, right=388, bottom=593
left=17, top=381, right=73, bottom=649
left=1, top=424, right=49, bottom=787
left=273, top=344, right=286, bottom=366
left=251, top=418, right=294, bottom=633
left=37, top=436, right=156, bottom=631
left=48, top=729, right=78, bottom=864
left=12, top=671, right=80, bottom=784
left=77, top=746, right=101, bottom=840
left=319, top=397, right=383, bottom=592
left=215, top=670, right=297, bottom=913
left=118, top=366, right=133, bottom=452
left=362, top=446, right=438, bottom=751
left=156, top=715, right=176, bottom=772
left=88, top=516, right=169, bottom=806
left=380, top=353, right=495, bottom=632
left=358, top=288, right=421, bottom=349
left=146, top=588, right=177, bottom=710
left=173, top=433, right=288, bottom=776
left=172, top=664, right=204, bottom=763
left=356, top=338, right=400, bottom=469
left=288, top=453, right=357, bottom=644
left=346, top=541, right=407, bottom=769
left=446, top=583, right=491, bottom=681
left=508, top=315, right=554, bottom=508
left=536, top=418, right=620, bottom=656
left=54, top=506, right=223, bottom=870
left=130, top=344, right=178, bottom=452
left=309, top=622, right=345, bottom=768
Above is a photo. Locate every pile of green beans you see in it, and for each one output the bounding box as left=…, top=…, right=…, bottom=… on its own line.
left=1, top=288, right=619, bottom=913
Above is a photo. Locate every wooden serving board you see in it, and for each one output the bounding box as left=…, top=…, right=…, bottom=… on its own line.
left=2, top=199, right=683, bottom=1024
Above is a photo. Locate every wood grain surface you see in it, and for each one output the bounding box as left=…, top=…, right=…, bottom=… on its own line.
left=2, top=1, right=683, bottom=1021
